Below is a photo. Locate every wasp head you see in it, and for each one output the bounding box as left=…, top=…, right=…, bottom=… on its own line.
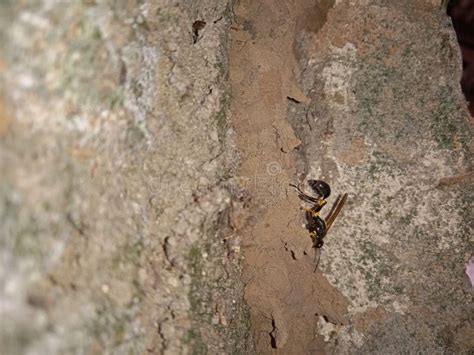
left=308, top=179, right=331, bottom=199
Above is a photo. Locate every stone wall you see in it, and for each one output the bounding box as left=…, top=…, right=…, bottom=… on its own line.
left=0, top=1, right=251, bottom=354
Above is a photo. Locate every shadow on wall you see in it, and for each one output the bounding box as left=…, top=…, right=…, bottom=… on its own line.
left=448, top=0, right=474, bottom=117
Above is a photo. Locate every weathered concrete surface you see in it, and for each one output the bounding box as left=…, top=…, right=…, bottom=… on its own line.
left=1, top=0, right=473, bottom=353
left=0, top=1, right=252, bottom=354
left=289, top=0, right=473, bottom=353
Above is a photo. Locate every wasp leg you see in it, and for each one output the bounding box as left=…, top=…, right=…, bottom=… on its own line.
left=313, top=248, right=322, bottom=273
left=303, top=207, right=320, bottom=218
left=301, top=194, right=320, bottom=204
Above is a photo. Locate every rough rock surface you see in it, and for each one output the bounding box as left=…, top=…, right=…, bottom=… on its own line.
left=0, top=1, right=251, bottom=354
left=291, top=0, right=473, bottom=353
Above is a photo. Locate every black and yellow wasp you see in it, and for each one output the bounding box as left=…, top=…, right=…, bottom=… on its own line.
left=290, top=180, right=347, bottom=271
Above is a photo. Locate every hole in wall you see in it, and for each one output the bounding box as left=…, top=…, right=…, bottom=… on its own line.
left=192, top=20, right=206, bottom=43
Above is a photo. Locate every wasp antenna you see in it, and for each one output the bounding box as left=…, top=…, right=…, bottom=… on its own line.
left=289, top=183, right=303, bottom=193
left=289, top=183, right=322, bottom=204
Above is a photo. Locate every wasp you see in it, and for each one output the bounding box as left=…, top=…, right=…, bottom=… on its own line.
left=290, top=180, right=347, bottom=271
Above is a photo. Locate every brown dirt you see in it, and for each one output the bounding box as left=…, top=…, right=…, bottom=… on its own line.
left=229, top=1, right=349, bottom=353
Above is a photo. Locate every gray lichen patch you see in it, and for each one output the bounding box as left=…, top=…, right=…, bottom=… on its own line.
left=186, top=222, right=252, bottom=354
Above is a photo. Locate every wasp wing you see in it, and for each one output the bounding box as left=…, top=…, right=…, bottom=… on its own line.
left=324, top=193, right=348, bottom=232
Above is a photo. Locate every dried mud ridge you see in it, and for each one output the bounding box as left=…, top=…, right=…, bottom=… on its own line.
left=230, top=1, right=349, bottom=353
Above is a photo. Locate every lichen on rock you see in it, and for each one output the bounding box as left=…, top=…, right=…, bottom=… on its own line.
left=292, top=1, right=473, bottom=353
